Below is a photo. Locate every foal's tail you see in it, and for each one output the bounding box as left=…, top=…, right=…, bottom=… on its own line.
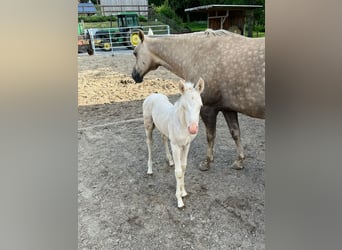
left=142, top=95, right=154, bottom=118
left=142, top=96, right=155, bottom=134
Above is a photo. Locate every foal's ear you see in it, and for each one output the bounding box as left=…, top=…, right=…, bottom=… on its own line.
left=179, top=80, right=185, bottom=94
left=138, top=30, right=144, bottom=43
left=196, top=77, right=205, bottom=93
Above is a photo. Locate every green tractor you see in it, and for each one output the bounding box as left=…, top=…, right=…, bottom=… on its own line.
left=94, top=12, right=142, bottom=51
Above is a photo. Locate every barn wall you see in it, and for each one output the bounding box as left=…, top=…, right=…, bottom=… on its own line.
left=208, top=10, right=246, bottom=35
left=101, top=0, right=148, bottom=16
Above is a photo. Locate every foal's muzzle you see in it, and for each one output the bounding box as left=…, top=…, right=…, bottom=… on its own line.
left=188, top=123, right=198, bottom=135
left=132, top=68, right=143, bottom=83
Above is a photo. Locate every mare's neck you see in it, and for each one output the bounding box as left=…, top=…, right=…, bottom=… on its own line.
left=148, top=37, right=191, bottom=79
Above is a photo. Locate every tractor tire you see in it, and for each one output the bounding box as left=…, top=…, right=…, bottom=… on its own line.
left=103, top=42, right=111, bottom=51
left=130, top=31, right=141, bottom=47
left=125, top=29, right=141, bottom=49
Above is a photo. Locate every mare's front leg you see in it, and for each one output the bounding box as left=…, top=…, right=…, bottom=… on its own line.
left=222, top=110, right=245, bottom=169
left=162, top=134, right=174, bottom=166
left=170, top=143, right=185, bottom=208
left=199, top=106, right=218, bottom=171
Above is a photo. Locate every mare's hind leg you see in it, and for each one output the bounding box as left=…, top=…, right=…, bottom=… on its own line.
left=199, top=106, right=219, bottom=171
left=144, top=116, right=155, bottom=174
left=222, top=110, right=245, bottom=170
left=162, top=134, right=174, bottom=166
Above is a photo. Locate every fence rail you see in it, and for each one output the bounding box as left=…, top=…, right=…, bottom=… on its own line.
left=100, top=5, right=149, bottom=16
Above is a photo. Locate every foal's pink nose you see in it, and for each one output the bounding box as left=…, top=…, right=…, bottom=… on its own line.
left=188, top=123, right=198, bottom=134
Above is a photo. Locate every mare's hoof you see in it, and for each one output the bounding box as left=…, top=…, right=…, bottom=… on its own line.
left=231, top=160, right=244, bottom=170
left=199, top=159, right=211, bottom=171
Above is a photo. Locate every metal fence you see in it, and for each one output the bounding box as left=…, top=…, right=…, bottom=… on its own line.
left=87, top=25, right=170, bottom=54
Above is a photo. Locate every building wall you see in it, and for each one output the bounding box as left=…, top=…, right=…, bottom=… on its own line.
left=101, top=0, right=148, bottom=16
left=208, top=10, right=245, bottom=35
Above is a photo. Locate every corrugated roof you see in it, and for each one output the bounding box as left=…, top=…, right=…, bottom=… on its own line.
left=185, top=4, right=263, bottom=12
left=78, top=3, right=97, bottom=14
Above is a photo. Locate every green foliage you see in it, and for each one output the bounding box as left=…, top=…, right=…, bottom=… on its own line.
left=139, top=15, right=147, bottom=22
left=254, top=24, right=265, bottom=33
left=78, top=15, right=116, bottom=23
left=154, top=0, right=183, bottom=24
left=155, top=1, right=175, bottom=19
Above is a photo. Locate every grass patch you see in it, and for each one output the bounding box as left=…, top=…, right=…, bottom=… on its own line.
left=253, top=31, right=265, bottom=37
left=185, top=21, right=207, bottom=32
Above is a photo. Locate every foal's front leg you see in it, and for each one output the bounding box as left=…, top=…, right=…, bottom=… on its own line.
left=180, top=144, right=191, bottom=197
left=170, top=143, right=185, bottom=208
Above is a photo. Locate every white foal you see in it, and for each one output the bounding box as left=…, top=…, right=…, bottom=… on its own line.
left=143, top=78, right=205, bottom=208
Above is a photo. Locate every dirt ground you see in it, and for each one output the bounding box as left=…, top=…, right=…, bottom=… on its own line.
left=78, top=52, right=265, bottom=249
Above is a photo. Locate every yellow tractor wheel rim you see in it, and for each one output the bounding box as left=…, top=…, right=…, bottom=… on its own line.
left=103, top=43, right=111, bottom=50
left=130, top=33, right=140, bottom=47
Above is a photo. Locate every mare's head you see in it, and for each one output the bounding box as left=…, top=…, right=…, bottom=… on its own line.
left=178, top=78, right=205, bottom=135
left=132, top=30, right=159, bottom=83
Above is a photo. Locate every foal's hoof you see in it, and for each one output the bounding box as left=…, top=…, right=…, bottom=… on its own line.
left=199, top=159, right=211, bottom=171
left=181, top=191, right=188, bottom=197
left=177, top=204, right=185, bottom=209
left=231, top=160, right=244, bottom=170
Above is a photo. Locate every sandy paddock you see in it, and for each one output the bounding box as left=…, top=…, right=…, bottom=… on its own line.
left=78, top=53, right=182, bottom=106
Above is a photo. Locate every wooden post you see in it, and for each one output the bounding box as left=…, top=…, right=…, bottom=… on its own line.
left=247, top=10, right=254, bottom=37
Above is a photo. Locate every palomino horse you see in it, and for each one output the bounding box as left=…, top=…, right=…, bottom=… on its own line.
left=143, top=78, right=204, bottom=208
left=133, top=29, right=265, bottom=170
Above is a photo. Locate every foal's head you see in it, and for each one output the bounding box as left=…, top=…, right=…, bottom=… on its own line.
left=177, top=78, right=205, bottom=135
left=132, top=30, right=159, bottom=83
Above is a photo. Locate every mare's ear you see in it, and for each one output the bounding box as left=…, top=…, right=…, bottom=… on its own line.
left=196, top=77, right=205, bottom=93
left=179, top=80, right=185, bottom=94
left=138, top=30, right=144, bottom=43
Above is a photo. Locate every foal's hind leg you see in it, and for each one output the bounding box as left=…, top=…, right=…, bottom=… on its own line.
left=162, top=134, right=174, bottom=166
left=199, top=106, right=219, bottom=171
left=144, top=117, right=155, bottom=174
left=222, top=110, right=245, bottom=170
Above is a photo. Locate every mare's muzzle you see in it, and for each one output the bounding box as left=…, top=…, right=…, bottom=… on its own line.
left=132, top=68, right=143, bottom=83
